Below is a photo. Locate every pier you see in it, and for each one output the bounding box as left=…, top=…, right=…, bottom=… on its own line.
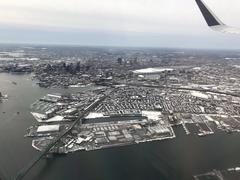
left=14, top=91, right=111, bottom=180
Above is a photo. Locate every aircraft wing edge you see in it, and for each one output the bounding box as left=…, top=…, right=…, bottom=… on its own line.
left=195, top=0, right=240, bottom=34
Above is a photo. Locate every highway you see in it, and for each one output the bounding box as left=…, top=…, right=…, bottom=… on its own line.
left=128, top=83, right=240, bottom=98
left=14, top=90, right=113, bottom=180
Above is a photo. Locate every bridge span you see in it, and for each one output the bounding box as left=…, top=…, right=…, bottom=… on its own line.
left=14, top=90, right=112, bottom=180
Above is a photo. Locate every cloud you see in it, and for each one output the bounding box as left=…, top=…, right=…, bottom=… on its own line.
left=1, top=0, right=240, bottom=31
left=0, top=0, right=214, bottom=33
left=0, top=0, right=240, bottom=48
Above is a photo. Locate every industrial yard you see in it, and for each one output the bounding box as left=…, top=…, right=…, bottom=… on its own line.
left=25, top=83, right=240, bottom=153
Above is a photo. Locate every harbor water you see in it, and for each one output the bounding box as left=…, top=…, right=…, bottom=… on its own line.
left=0, top=73, right=240, bottom=180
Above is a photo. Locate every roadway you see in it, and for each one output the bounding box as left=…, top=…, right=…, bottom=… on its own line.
left=14, top=89, right=114, bottom=180
left=127, top=83, right=240, bottom=98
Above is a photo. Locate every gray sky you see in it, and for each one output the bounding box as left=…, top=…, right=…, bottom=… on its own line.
left=0, top=0, right=240, bottom=49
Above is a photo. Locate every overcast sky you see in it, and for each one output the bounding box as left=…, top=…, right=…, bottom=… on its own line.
left=0, top=0, right=240, bottom=49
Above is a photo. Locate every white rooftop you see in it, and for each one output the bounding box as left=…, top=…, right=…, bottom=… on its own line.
left=31, top=112, right=47, bottom=121
left=192, top=67, right=201, bottom=70
left=37, top=124, right=60, bottom=133
left=133, top=68, right=174, bottom=74
left=142, top=111, right=162, bottom=121
left=191, top=91, right=209, bottom=99
left=85, top=112, right=105, bottom=119
left=47, top=94, right=62, bottom=98
left=45, top=115, right=64, bottom=122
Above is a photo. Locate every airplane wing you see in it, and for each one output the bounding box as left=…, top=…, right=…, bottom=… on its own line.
left=195, top=0, right=240, bottom=34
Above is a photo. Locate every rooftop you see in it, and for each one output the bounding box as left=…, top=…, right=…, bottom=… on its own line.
left=37, top=124, right=60, bottom=133
left=133, top=68, right=174, bottom=74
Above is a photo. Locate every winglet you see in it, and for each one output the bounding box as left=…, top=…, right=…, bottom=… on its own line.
left=195, top=0, right=224, bottom=26
left=195, top=0, right=240, bottom=34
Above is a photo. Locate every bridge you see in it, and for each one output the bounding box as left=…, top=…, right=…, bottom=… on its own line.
left=14, top=90, right=112, bottom=180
